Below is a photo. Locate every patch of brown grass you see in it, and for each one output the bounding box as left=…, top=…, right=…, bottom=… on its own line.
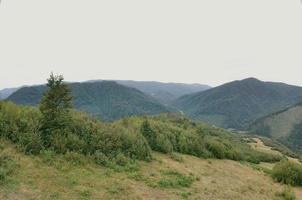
left=0, top=141, right=287, bottom=200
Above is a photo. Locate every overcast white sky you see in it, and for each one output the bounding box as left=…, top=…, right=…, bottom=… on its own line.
left=0, top=0, right=302, bottom=89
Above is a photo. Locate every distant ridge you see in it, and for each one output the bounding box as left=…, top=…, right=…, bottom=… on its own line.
left=89, top=80, right=211, bottom=105
left=0, top=87, right=19, bottom=100
left=6, top=81, right=170, bottom=120
left=173, top=78, right=302, bottom=129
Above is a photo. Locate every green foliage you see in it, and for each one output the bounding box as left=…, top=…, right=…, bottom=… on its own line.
left=137, top=115, right=281, bottom=163
left=0, top=102, right=43, bottom=154
left=0, top=100, right=282, bottom=169
left=39, top=73, right=73, bottom=146
left=276, top=186, right=296, bottom=200
left=141, top=119, right=157, bottom=150
left=205, top=139, right=225, bottom=159
left=64, top=151, right=86, bottom=166
left=281, top=122, right=302, bottom=153
left=272, top=159, right=302, bottom=186
left=157, top=170, right=195, bottom=188
left=8, top=81, right=170, bottom=121
left=249, top=103, right=302, bottom=154
left=174, top=78, right=302, bottom=129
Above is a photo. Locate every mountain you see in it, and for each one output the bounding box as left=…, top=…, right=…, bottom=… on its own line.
left=114, top=80, right=211, bottom=105
left=249, top=102, right=302, bottom=153
left=173, top=78, right=302, bottom=129
left=0, top=87, right=19, bottom=100
left=6, top=81, right=170, bottom=120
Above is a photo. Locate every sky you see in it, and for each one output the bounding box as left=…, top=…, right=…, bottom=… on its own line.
left=0, top=0, right=302, bottom=89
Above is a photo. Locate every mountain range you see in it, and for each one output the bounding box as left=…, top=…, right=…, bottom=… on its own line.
left=173, top=78, right=302, bottom=129
left=115, top=80, right=211, bottom=104
left=5, top=77, right=302, bottom=136
left=6, top=81, right=171, bottom=120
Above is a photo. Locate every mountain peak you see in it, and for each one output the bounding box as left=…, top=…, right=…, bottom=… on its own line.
left=240, top=77, right=262, bottom=83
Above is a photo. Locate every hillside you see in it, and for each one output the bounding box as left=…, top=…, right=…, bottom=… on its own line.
left=173, top=78, right=302, bottom=129
left=115, top=80, right=211, bottom=105
left=0, top=87, right=19, bottom=100
left=249, top=102, right=302, bottom=153
left=0, top=101, right=298, bottom=200
left=0, top=140, right=289, bottom=200
left=6, top=81, right=170, bottom=120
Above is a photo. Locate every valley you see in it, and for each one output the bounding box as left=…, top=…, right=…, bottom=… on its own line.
left=2, top=76, right=302, bottom=200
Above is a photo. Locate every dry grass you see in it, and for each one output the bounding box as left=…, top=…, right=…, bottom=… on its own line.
left=0, top=141, right=289, bottom=200
left=248, top=137, right=302, bottom=200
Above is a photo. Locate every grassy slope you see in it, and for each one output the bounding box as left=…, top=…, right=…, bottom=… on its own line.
left=0, top=140, right=286, bottom=200
left=247, top=138, right=302, bottom=199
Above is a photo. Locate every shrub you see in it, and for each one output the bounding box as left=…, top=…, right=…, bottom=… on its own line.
left=272, top=160, right=302, bottom=186
left=113, top=153, right=130, bottom=166
left=205, top=139, right=225, bottom=159
left=17, top=132, right=43, bottom=154
left=49, top=130, right=69, bottom=153
left=64, top=151, right=86, bottom=166
left=157, top=170, right=195, bottom=188
left=276, top=186, right=296, bottom=200
left=93, top=151, right=110, bottom=166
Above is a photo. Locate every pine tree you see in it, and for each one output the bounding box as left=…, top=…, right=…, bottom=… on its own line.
left=39, top=73, right=73, bottom=146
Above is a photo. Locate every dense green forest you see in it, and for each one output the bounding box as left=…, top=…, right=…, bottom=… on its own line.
left=7, top=81, right=170, bottom=121
left=173, top=78, right=302, bottom=129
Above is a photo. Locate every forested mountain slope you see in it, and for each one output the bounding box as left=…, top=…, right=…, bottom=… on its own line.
left=174, top=78, right=302, bottom=129
left=6, top=81, right=170, bottom=120
left=249, top=102, right=302, bottom=153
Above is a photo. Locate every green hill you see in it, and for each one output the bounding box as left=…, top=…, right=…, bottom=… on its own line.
left=249, top=102, right=302, bottom=153
left=173, top=78, right=302, bottom=129
left=0, top=101, right=299, bottom=200
left=6, top=81, right=170, bottom=120
left=115, top=80, right=211, bottom=105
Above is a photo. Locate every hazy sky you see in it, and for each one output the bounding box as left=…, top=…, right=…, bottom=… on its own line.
left=1, top=0, right=302, bottom=89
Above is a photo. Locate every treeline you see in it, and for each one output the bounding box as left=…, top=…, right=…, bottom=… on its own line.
left=0, top=74, right=283, bottom=167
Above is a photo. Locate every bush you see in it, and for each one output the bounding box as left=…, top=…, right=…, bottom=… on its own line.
left=0, top=101, right=285, bottom=168
left=276, top=186, right=296, bottom=200
left=93, top=151, right=110, bottom=166
left=272, top=160, right=302, bottom=186
left=157, top=170, right=195, bottom=188
left=17, top=132, right=43, bottom=154
left=64, top=151, right=86, bottom=166
left=205, top=139, right=225, bottom=159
